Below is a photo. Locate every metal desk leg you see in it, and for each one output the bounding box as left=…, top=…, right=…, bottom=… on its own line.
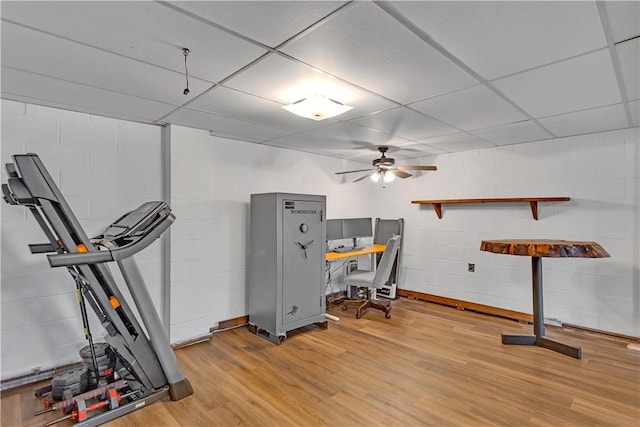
left=501, top=256, right=582, bottom=359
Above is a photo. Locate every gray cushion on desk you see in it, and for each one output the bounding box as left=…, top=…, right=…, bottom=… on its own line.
left=343, top=270, right=376, bottom=287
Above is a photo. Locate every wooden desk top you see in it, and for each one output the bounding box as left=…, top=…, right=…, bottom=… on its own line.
left=480, top=239, right=610, bottom=258
left=326, top=244, right=386, bottom=261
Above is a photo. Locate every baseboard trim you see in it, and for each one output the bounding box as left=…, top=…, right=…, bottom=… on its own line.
left=399, top=289, right=640, bottom=342
left=211, top=315, right=249, bottom=333
left=171, top=333, right=212, bottom=349
left=398, top=289, right=533, bottom=323
left=0, top=361, right=83, bottom=391
left=562, top=323, right=640, bottom=343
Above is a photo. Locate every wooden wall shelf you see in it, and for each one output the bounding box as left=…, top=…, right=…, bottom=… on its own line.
left=411, top=197, right=570, bottom=220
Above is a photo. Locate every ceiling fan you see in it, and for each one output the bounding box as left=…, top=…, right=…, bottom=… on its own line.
left=335, top=146, right=437, bottom=183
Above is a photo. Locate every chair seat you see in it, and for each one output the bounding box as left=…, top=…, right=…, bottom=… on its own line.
left=343, top=269, right=376, bottom=287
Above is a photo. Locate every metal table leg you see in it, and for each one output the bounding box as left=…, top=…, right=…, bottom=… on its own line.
left=501, top=256, right=582, bottom=359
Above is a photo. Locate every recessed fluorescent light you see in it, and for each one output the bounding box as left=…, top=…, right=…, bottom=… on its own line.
left=282, top=94, right=353, bottom=121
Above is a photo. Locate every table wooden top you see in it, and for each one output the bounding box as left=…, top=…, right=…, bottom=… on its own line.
left=480, top=239, right=610, bottom=258
left=326, top=244, right=386, bottom=261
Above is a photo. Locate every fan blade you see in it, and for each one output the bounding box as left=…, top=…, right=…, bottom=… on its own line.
left=392, top=169, right=412, bottom=179
left=396, top=165, right=437, bottom=171
left=335, top=168, right=375, bottom=175
left=353, top=171, right=375, bottom=182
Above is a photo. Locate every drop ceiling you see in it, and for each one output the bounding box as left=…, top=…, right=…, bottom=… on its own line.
left=1, top=1, right=638, bottom=164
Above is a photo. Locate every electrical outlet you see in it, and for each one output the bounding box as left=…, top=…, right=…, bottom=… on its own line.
left=468, top=263, right=475, bottom=272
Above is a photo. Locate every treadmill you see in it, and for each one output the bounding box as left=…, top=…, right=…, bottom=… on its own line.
left=2, top=153, right=193, bottom=426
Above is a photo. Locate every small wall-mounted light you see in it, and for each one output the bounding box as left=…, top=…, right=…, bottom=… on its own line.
left=282, top=94, right=353, bottom=121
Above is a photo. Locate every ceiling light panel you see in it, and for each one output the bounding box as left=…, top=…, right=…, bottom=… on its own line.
left=189, top=86, right=333, bottom=133
left=387, top=1, right=606, bottom=80
left=281, top=1, right=477, bottom=104
left=537, top=104, right=629, bottom=137
left=224, top=54, right=396, bottom=119
left=1, top=22, right=212, bottom=107
left=0, top=1, right=268, bottom=83
left=1, top=67, right=176, bottom=123
left=164, top=108, right=290, bottom=142
left=166, top=1, right=348, bottom=48
left=616, top=39, right=640, bottom=102
left=347, top=107, right=459, bottom=141
left=493, top=49, right=621, bottom=118
left=409, top=85, right=527, bottom=131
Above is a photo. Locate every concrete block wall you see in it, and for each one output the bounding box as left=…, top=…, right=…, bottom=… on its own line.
left=374, top=127, right=639, bottom=337
left=169, top=125, right=374, bottom=342
left=1, top=100, right=163, bottom=380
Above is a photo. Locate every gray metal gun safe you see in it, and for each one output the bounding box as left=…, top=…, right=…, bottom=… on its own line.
left=248, top=193, right=328, bottom=344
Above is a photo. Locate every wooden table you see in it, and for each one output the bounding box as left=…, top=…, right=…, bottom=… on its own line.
left=480, top=239, right=610, bottom=359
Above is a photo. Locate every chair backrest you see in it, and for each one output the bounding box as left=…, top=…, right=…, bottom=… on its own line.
left=372, top=235, right=401, bottom=288
left=374, top=218, right=404, bottom=288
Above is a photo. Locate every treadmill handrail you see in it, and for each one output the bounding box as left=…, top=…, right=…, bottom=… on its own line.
left=48, top=212, right=174, bottom=268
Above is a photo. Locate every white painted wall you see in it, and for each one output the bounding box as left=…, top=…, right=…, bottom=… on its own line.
left=2, top=99, right=637, bottom=383
left=375, top=127, right=639, bottom=337
left=1, top=100, right=163, bottom=380
left=169, top=125, right=374, bottom=342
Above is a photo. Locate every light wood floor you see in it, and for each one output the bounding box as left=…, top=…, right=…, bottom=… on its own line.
left=2, top=298, right=639, bottom=426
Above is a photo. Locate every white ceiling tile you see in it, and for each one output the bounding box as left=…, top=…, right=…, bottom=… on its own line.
left=0, top=1, right=632, bottom=160
left=1, top=67, right=176, bottom=123
left=537, top=104, right=629, bottom=137
left=224, top=54, right=396, bottom=119
left=629, top=100, right=640, bottom=127
left=391, top=143, right=449, bottom=158
left=189, top=86, right=335, bottom=133
left=167, top=1, right=348, bottom=47
left=603, top=1, right=640, bottom=43
left=281, top=1, right=477, bottom=104
left=616, top=39, right=640, bottom=102
left=416, top=132, right=496, bottom=152
left=1, top=22, right=212, bottom=106
left=389, top=1, right=606, bottom=79
left=265, top=122, right=413, bottom=153
left=472, top=120, right=552, bottom=146
left=347, top=107, right=459, bottom=141
left=164, top=108, right=289, bottom=142
left=493, top=49, right=622, bottom=118
left=409, top=85, right=527, bottom=131
left=0, top=1, right=267, bottom=83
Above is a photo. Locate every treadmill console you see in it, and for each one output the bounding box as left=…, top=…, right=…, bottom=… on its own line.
left=95, top=201, right=173, bottom=249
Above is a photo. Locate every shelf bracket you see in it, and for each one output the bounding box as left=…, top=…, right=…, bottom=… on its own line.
left=529, top=201, right=539, bottom=220
left=433, top=203, right=442, bottom=219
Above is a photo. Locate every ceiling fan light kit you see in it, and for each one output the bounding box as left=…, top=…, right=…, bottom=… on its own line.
left=282, top=94, right=353, bottom=121
left=336, top=146, right=437, bottom=183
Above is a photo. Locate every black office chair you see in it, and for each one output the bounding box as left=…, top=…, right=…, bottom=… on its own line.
left=341, top=236, right=401, bottom=319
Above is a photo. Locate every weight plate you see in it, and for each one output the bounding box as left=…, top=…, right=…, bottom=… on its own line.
left=79, top=342, right=113, bottom=359
left=82, top=353, right=116, bottom=365
left=52, top=368, right=88, bottom=386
